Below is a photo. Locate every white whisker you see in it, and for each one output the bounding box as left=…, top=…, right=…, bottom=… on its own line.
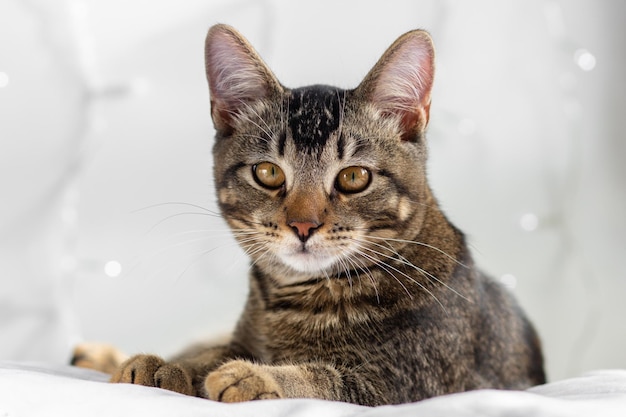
left=363, top=239, right=470, bottom=303
left=351, top=242, right=447, bottom=313
left=351, top=246, right=413, bottom=301
left=145, top=211, right=223, bottom=234
left=344, top=252, right=379, bottom=302
left=132, top=201, right=220, bottom=215
left=363, top=235, right=469, bottom=268
left=175, top=246, right=222, bottom=282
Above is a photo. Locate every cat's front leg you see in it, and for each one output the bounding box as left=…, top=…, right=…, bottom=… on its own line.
left=205, top=360, right=368, bottom=403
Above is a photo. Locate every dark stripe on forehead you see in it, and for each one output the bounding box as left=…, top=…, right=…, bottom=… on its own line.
left=287, top=86, right=343, bottom=155
left=277, top=130, right=287, bottom=156
left=337, top=133, right=346, bottom=160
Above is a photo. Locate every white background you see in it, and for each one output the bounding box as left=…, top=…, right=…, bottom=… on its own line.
left=0, top=0, right=624, bottom=382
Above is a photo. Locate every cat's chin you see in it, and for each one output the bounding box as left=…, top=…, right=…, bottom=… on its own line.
left=278, top=252, right=337, bottom=276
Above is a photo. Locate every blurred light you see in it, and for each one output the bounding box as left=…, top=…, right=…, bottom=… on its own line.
left=104, top=261, right=122, bottom=278
left=520, top=213, right=539, bottom=232
left=0, top=72, right=8, bottom=88
left=499, top=274, right=517, bottom=290
left=574, top=49, right=596, bottom=71
left=457, top=118, right=476, bottom=136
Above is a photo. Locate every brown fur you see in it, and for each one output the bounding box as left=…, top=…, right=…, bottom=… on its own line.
left=75, top=24, right=545, bottom=406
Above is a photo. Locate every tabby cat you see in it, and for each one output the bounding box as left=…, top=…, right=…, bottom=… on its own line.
left=81, top=24, right=546, bottom=406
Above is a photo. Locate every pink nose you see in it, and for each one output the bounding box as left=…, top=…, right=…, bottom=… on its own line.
left=288, top=221, right=321, bottom=242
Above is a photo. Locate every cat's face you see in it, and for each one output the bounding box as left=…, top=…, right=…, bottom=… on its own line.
left=205, top=25, right=435, bottom=284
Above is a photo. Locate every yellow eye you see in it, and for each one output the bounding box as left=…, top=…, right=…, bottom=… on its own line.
left=253, top=162, right=285, bottom=189
left=336, top=166, right=371, bottom=194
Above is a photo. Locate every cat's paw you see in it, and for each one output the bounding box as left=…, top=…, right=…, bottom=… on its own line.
left=110, top=354, right=194, bottom=396
left=204, top=360, right=283, bottom=402
left=71, top=342, right=128, bottom=374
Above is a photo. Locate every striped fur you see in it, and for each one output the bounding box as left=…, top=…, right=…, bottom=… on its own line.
left=108, top=24, right=545, bottom=405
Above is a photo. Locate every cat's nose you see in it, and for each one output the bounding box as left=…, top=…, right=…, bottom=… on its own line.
left=288, top=221, right=322, bottom=243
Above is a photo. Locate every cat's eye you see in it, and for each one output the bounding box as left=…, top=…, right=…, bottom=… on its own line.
left=252, top=162, right=285, bottom=190
left=336, top=166, right=371, bottom=194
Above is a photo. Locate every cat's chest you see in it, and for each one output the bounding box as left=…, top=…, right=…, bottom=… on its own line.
left=244, top=270, right=419, bottom=360
left=259, top=309, right=377, bottom=362
left=255, top=294, right=391, bottom=355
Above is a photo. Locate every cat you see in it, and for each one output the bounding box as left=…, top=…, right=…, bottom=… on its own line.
left=74, top=24, right=546, bottom=406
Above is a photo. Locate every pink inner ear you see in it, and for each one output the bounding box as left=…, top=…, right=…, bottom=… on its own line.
left=369, top=35, right=434, bottom=138
left=206, top=29, right=269, bottom=111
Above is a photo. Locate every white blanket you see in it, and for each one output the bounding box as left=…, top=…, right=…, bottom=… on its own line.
left=1, top=362, right=625, bottom=417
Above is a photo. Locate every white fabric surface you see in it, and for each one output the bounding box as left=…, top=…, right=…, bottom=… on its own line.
left=1, top=362, right=625, bottom=417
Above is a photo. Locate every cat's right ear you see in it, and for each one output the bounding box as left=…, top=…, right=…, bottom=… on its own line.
left=205, top=24, right=282, bottom=134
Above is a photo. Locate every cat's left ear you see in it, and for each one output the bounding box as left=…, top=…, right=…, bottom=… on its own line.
left=205, top=24, right=283, bottom=134
left=355, top=30, right=435, bottom=142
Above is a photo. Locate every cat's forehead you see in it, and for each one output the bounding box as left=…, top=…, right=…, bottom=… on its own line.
left=284, top=86, right=345, bottom=156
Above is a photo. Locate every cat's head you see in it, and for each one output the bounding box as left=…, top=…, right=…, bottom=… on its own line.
left=205, top=24, right=435, bottom=284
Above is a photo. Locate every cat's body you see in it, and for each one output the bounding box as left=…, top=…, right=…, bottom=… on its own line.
left=80, top=24, right=545, bottom=405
